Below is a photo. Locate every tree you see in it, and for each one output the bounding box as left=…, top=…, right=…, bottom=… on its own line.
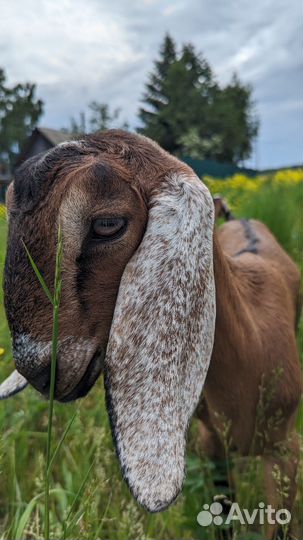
left=178, top=128, right=223, bottom=160
left=139, top=34, right=177, bottom=151
left=138, top=35, right=258, bottom=163
left=69, top=101, right=129, bottom=134
left=210, top=74, right=259, bottom=163
left=0, top=68, right=43, bottom=170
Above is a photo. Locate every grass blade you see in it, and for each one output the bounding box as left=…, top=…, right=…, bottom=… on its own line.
left=44, top=223, right=63, bottom=540
left=14, top=489, right=71, bottom=540
left=22, top=241, right=54, bottom=305
left=62, top=458, right=96, bottom=540
left=47, top=411, right=77, bottom=476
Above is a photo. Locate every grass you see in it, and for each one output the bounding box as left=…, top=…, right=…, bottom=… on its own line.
left=0, top=171, right=302, bottom=540
left=23, top=226, right=63, bottom=540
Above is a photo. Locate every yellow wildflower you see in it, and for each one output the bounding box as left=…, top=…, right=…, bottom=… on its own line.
left=273, top=169, right=303, bottom=185
left=204, top=169, right=303, bottom=197
left=0, top=204, right=7, bottom=220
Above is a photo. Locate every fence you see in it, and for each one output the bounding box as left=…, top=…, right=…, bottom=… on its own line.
left=181, top=156, right=257, bottom=178
left=181, top=157, right=303, bottom=179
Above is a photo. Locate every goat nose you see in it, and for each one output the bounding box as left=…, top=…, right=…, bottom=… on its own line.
left=30, top=366, right=51, bottom=395
left=18, top=365, right=50, bottom=396
left=12, top=335, right=51, bottom=394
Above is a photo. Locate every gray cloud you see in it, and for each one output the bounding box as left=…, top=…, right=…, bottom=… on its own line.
left=0, top=0, right=301, bottom=168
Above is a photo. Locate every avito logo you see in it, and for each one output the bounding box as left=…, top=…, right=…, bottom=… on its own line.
left=197, top=501, right=291, bottom=527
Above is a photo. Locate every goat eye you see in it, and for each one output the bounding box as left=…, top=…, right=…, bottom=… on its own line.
left=91, top=217, right=126, bottom=241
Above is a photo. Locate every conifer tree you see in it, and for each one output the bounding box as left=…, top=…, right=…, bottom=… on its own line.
left=138, top=35, right=258, bottom=163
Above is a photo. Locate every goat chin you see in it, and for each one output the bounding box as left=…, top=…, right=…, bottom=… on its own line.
left=0, top=369, right=28, bottom=400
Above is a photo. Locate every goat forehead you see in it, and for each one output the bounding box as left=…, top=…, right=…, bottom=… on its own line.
left=12, top=161, right=133, bottom=233
left=13, top=137, right=134, bottom=213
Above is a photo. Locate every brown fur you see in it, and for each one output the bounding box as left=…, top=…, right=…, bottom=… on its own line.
left=198, top=220, right=302, bottom=538
left=3, top=131, right=302, bottom=535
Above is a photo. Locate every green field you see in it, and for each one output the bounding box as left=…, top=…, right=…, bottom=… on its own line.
left=0, top=172, right=302, bottom=540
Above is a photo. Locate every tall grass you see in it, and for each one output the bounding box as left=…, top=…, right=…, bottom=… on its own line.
left=0, top=172, right=302, bottom=540
left=205, top=171, right=303, bottom=266
left=23, top=227, right=63, bottom=540
left=238, top=182, right=302, bottom=264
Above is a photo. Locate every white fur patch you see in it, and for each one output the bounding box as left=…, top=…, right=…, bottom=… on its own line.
left=104, top=173, right=216, bottom=512
left=0, top=370, right=28, bottom=400
left=13, top=334, right=96, bottom=396
left=13, top=334, right=52, bottom=362
left=57, top=140, right=84, bottom=148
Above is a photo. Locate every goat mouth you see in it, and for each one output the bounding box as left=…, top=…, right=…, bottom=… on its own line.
left=58, top=349, right=105, bottom=403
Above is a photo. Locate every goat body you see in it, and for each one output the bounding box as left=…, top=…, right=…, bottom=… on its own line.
left=198, top=215, right=302, bottom=538
left=0, top=132, right=301, bottom=538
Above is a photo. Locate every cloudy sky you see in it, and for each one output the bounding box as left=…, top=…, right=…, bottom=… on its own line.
left=1, top=0, right=302, bottom=168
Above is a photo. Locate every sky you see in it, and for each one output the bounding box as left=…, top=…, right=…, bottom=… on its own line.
left=0, top=0, right=302, bottom=169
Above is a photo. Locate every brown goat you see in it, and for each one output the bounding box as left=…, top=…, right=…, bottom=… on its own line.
left=0, top=131, right=301, bottom=538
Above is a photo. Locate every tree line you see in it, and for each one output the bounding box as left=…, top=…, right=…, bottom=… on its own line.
left=0, top=34, right=258, bottom=171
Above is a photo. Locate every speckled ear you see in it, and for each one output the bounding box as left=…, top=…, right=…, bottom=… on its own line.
left=104, top=172, right=216, bottom=512
left=0, top=370, right=28, bottom=400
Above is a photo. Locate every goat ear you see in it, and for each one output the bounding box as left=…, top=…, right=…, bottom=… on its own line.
left=104, top=172, right=216, bottom=512
left=0, top=370, right=28, bottom=400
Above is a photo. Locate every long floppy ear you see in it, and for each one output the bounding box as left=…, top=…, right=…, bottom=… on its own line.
left=0, top=370, right=28, bottom=400
left=104, top=172, right=216, bottom=512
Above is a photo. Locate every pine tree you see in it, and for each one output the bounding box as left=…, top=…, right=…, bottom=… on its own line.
left=138, top=35, right=258, bottom=163
left=138, top=34, right=177, bottom=152
left=210, top=74, right=259, bottom=163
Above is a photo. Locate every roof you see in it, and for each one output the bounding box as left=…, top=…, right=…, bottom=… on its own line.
left=37, top=127, right=76, bottom=146
left=0, top=173, right=10, bottom=184
left=14, top=127, right=78, bottom=169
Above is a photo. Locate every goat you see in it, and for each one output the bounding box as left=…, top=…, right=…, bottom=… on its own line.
left=0, top=131, right=301, bottom=538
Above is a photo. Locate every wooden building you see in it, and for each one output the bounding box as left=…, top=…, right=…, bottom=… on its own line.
left=0, top=128, right=75, bottom=202
left=15, top=127, right=75, bottom=168
left=0, top=169, right=10, bottom=203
